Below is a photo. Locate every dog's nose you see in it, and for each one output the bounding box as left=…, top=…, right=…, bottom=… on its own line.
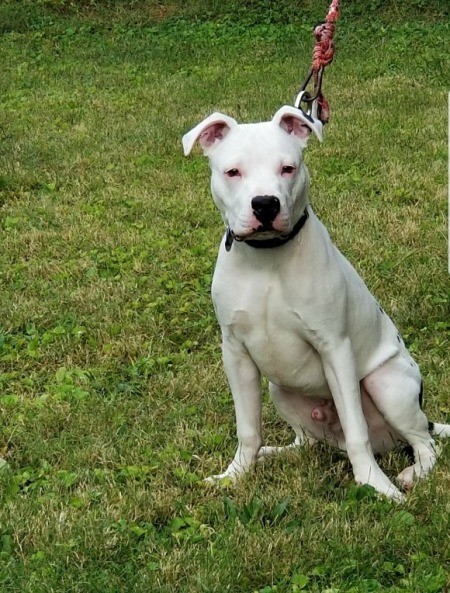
left=251, top=195, right=280, bottom=223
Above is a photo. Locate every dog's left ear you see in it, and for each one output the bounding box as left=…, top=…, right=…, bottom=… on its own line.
left=273, top=105, right=323, bottom=145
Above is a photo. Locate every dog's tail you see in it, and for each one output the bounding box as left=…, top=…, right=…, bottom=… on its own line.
left=430, top=422, right=450, bottom=438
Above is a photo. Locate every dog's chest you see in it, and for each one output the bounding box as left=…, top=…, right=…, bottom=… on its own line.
left=213, top=272, right=328, bottom=393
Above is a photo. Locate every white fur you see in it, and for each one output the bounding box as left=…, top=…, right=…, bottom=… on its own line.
left=183, top=107, right=449, bottom=500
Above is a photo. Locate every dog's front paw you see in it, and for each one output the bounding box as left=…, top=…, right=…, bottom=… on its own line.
left=381, top=484, right=406, bottom=502
left=364, top=481, right=405, bottom=502
left=204, top=472, right=237, bottom=486
left=204, top=450, right=256, bottom=484
left=356, top=468, right=405, bottom=502
left=204, top=462, right=246, bottom=484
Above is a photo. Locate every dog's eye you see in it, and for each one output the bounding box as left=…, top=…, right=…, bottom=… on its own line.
left=225, top=168, right=241, bottom=178
left=281, top=165, right=295, bottom=175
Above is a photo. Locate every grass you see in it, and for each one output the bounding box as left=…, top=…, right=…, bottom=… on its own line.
left=0, top=1, right=449, bottom=591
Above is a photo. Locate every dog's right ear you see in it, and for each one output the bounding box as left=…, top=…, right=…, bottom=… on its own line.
left=182, top=113, right=238, bottom=156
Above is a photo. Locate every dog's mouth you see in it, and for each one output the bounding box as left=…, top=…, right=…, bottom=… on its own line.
left=233, top=224, right=288, bottom=242
left=255, top=223, right=276, bottom=234
left=226, top=209, right=308, bottom=251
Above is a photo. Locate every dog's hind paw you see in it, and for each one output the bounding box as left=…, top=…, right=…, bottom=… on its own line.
left=256, top=441, right=305, bottom=461
left=397, top=463, right=430, bottom=491
left=257, top=445, right=288, bottom=459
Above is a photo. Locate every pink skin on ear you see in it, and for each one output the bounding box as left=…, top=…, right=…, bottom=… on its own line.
left=199, top=122, right=231, bottom=151
left=272, top=106, right=323, bottom=143
left=182, top=112, right=238, bottom=156
left=279, top=115, right=312, bottom=140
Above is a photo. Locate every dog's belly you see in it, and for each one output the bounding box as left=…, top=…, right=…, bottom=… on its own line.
left=270, top=384, right=404, bottom=454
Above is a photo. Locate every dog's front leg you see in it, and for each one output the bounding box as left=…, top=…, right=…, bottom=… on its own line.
left=321, top=337, right=404, bottom=500
left=206, top=337, right=263, bottom=482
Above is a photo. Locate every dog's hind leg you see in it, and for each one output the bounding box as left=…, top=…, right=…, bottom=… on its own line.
left=256, top=437, right=306, bottom=461
left=261, top=382, right=336, bottom=460
left=257, top=383, right=311, bottom=461
left=431, top=422, right=450, bottom=438
left=363, top=352, right=438, bottom=490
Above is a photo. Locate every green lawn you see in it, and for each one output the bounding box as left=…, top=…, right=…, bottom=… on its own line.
left=0, top=1, right=449, bottom=591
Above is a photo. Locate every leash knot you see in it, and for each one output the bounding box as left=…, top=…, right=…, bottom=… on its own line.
left=312, top=21, right=336, bottom=71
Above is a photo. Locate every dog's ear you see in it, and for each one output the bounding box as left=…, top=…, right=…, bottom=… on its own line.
left=182, top=113, right=238, bottom=156
left=273, top=105, right=323, bottom=146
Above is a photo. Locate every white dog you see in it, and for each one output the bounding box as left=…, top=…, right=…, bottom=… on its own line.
left=183, top=105, right=450, bottom=500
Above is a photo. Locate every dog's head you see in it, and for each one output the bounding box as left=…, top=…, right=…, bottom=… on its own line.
left=183, top=106, right=322, bottom=242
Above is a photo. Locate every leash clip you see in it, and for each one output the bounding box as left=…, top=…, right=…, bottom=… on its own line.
left=294, top=89, right=319, bottom=121
left=294, top=66, right=324, bottom=120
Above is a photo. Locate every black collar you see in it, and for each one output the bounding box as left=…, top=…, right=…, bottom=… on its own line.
left=225, top=208, right=309, bottom=251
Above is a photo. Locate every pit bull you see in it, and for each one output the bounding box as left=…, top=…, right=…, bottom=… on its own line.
left=182, top=105, right=450, bottom=500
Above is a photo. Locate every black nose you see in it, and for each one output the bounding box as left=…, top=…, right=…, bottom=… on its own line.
left=251, top=195, right=280, bottom=224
